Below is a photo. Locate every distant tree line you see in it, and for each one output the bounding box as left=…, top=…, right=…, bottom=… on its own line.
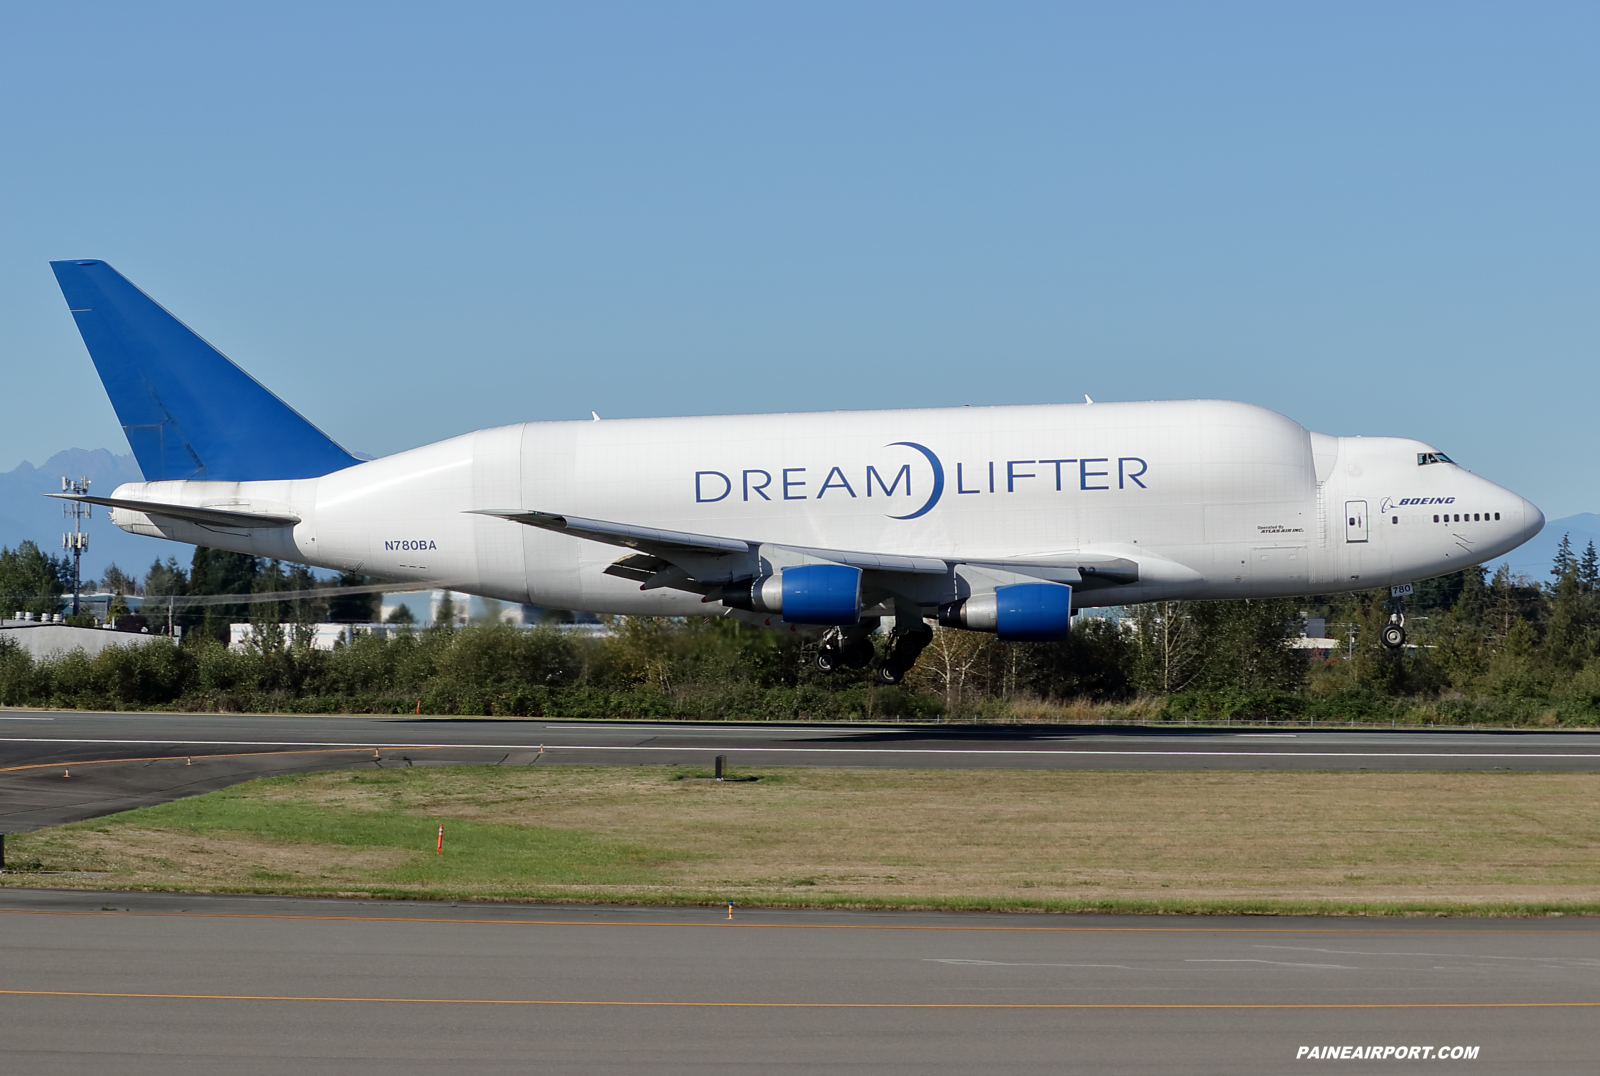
left=0, top=544, right=377, bottom=634
left=0, top=539, right=1596, bottom=726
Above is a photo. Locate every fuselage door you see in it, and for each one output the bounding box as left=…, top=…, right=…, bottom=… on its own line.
left=1344, top=500, right=1368, bottom=543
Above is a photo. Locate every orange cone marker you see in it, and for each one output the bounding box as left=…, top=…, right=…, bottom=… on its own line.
left=436, top=825, right=444, bottom=855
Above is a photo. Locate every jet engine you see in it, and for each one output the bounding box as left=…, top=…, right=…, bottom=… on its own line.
left=938, top=582, right=1072, bottom=641
left=720, top=563, right=863, bottom=625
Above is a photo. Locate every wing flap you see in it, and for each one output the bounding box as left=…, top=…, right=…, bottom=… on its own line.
left=471, top=509, right=750, bottom=554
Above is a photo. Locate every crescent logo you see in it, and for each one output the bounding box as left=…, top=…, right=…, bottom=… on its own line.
left=885, top=441, right=944, bottom=520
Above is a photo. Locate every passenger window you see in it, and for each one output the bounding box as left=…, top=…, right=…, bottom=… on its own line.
left=1474, top=513, right=1480, bottom=521
left=1433, top=515, right=1439, bottom=522
left=1494, top=512, right=1500, bottom=520
left=1392, top=516, right=1398, bottom=524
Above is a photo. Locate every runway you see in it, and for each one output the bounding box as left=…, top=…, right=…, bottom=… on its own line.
left=2, top=709, right=1599, bottom=831
left=0, top=889, right=1590, bottom=1074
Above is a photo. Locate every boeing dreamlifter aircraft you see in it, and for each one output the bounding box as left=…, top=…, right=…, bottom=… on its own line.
left=49, top=260, right=1543, bottom=682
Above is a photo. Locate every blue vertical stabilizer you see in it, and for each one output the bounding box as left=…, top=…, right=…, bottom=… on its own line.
left=50, top=260, right=361, bottom=482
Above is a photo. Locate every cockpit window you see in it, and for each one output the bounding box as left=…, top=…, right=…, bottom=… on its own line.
left=1418, top=451, right=1454, bottom=466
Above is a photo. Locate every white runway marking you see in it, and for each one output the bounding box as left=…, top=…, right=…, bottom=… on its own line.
left=928, top=959, right=1138, bottom=969
left=1188, top=959, right=1356, bottom=969
left=1259, top=945, right=1600, bottom=966
left=0, top=736, right=1595, bottom=761
left=540, top=724, right=862, bottom=734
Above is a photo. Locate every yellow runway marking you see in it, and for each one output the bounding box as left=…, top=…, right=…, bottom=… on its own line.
left=0, top=988, right=1595, bottom=1009
left=0, top=908, right=1592, bottom=935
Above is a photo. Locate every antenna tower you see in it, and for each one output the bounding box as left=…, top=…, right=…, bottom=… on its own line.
left=61, top=476, right=90, bottom=617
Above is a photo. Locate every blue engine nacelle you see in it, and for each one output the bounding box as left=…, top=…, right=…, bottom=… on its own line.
left=720, top=563, right=863, bottom=625
left=938, top=582, right=1072, bottom=641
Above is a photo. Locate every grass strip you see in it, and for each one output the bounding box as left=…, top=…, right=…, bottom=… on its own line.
left=4, top=764, right=1599, bottom=917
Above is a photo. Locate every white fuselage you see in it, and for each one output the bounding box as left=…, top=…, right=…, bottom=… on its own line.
left=104, top=399, right=1543, bottom=615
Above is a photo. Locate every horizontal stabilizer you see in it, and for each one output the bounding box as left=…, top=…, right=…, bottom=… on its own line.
left=46, top=493, right=300, bottom=530
left=50, top=260, right=361, bottom=482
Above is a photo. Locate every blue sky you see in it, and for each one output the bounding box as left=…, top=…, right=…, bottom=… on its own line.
left=3, top=2, right=1596, bottom=517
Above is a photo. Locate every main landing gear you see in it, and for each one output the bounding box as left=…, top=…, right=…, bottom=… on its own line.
left=873, top=621, right=933, bottom=686
left=813, top=617, right=934, bottom=685
left=814, top=620, right=880, bottom=674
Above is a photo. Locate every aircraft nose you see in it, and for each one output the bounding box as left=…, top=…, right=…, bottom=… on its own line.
left=1519, top=497, right=1545, bottom=544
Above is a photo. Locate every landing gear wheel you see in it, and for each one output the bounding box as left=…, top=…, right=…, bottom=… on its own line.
left=1381, top=624, right=1406, bottom=649
left=840, top=639, right=875, bottom=669
left=874, top=621, right=933, bottom=686
left=814, top=646, right=842, bottom=673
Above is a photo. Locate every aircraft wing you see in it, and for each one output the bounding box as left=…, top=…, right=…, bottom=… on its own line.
left=471, top=509, right=1139, bottom=597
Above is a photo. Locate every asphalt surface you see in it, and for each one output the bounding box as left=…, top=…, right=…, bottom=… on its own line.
left=2, top=709, right=1599, bottom=831
left=0, top=889, right=1591, bottom=1074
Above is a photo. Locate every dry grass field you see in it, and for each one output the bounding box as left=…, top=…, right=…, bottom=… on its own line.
left=6, top=764, right=1599, bottom=914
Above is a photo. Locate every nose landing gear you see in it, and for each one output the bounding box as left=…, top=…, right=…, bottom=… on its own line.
left=1380, top=590, right=1408, bottom=650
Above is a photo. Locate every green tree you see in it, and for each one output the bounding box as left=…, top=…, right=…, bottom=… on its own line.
left=1011, top=617, right=1137, bottom=703
left=1129, top=601, right=1203, bottom=694
left=0, top=542, right=66, bottom=617
left=100, top=562, right=138, bottom=596
left=1580, top=541, right=1599, bottom=595
left=1544, top=537, right=1598, bottom=673
left=142, top=557, right=189, bottom=635
left=1551, top=534, right=1576, bottom=586
left=1487, top=566, right=1541, bottom=642
left=433, top=592, right=457, bottom=630
left=248, top=559, right=290, bottom=651
left=1188, top=597, right=1305, bottom=695
left=283, top=563, right=320, bottom=645
left=1453, top=566, right=1491, bottom=627
left=143, top=557, right=187, bottom=597
left=188, top=547, right=261, bottom=642
left=328, top=571, right=378, bottom=623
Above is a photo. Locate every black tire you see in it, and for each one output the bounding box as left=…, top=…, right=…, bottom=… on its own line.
left=840, top=639, right=875, bottom=669
left=814, top=646, right=841, bottom=673
left=1382, top=625, right=1406, bottom=649
left=874, top=663, right=904, bottom=686
left=889, top=624, right=934, bottom=664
